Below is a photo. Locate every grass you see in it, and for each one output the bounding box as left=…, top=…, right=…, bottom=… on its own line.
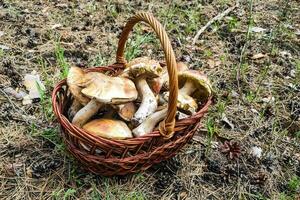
left=89, top=53, right=106, bottom=67
left=29, top=126, right=65, bottom=153
left=52, top=188, right=77, bottom=200
left=205, top=118, right=216, bottom=155
left=1, top=0, right=299, bottom=199
left=236, top=0, right=254, bottom=95
left=125, top=32, right=157, bottom=61
left=279, top=175, right=300, bottom=200
left=55, top=42, right=69, bottom=79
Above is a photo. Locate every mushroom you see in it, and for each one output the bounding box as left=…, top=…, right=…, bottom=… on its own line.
left=132, top=106, right=168, bottom=137
left=150, top=62, right=188, bottom=94
left=132, top=94, right=198, bottom=137
left=121, top=57, right=163, bottom=125
left=113, top=102, right=137, bottom=121
left=66, top=67, right=90, bottom=119
left=161, top=92, right=198, bottom=115
left=133, top=71, right=212, bottom=137
left=83, top=118, right=132, bottom=139
left=178, top=70, right=212, bottom=102
left=72, top=72, right=138, bottom=127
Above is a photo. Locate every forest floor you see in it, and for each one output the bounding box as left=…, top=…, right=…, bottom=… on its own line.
left=0, top=0, right=299, bottom=199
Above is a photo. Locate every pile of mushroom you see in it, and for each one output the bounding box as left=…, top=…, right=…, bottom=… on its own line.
left=66, top=57, right=212, bottom=140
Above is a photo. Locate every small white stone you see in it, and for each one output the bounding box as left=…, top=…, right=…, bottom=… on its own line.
left=279, top=51, right=292, bottom=59
left=251, top=146, right=262, bottom=158
left=231, top=90, right=239, bottom=98
left=290, top=70, right=296, bottom=78
left=251, top=108, right=259, bottom=114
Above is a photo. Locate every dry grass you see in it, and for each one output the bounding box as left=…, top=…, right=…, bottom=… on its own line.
left=0, top=0, right=299, bottom=199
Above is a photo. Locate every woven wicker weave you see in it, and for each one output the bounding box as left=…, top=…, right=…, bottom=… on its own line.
left=52, top=12, right=212, bottom=176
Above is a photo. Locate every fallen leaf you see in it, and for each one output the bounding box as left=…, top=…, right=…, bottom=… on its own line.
left=3, top=87, right=27, bottom=100
left=221, top=113, right=234, bottom=129
left=251, top=108, right=259, bottom=114
left=261, top=96, right=275, bottom=103
left=250, top=27, right=267, bottom=33
left=231, top=90, right=239, bottom=98
left=51, top=24, right=62, bottom=30
left=23, top=71, right=45, bottom=99
left=251, top=53, right=268, bottom=60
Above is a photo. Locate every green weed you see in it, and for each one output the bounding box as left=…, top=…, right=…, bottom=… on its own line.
left=278, top=175, right=300, bottom=200
left=125, top=33, right=156, bottom=61
left=30, top=127, right=65, bottom=152
left=55, top=42, right=69, bottom=79
left=227, top=16, right=240, bottom=31
left=89, top=53, right=106, bottom=67
left=203, top=49, right=213, bottom=58
left=245, top=90, right=256, bottom=103
left=52, top=188, right=76, bottom=200
left=205, top=118, right=216, bottom=155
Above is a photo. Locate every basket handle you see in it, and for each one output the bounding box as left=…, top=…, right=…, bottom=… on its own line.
left=116, top=12, right=178, bottom=139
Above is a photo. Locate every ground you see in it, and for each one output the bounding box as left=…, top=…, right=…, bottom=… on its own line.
left=0, top=0, right=299, bottom=199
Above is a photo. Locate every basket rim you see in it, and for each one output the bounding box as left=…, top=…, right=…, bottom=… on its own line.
left=52, top=64, right=212, bottom=146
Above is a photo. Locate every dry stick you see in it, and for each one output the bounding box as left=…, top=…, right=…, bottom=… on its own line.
left=192, top=2, right=239, bottom=45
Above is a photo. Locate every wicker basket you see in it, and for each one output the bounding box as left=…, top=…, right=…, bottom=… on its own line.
left=52, top=12, right=212, bottom=176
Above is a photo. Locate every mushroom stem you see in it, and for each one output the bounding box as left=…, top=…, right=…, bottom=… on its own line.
left=179, top=80, right=196, bottom=95
left=132, top=108, right=168, bottom=137
left=132, top=77, right=158, bottom=125
left=68, top=99, right=83, bottom=120
left=151, top=71, right=168, bottom=94
left=72, top=99, right=103, bottom=127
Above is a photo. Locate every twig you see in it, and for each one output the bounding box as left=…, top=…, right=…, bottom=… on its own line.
left=192, top=1, right=239, bottom=45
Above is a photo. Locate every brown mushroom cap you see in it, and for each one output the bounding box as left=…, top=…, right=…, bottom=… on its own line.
left=178, top=70, right=212, bottom=102
left=114, top=102, right=137, bottom=121
left=67, top=67, right=90, bottom=105
left=83, top=119, right=133, bottom=139
left=82, top=72, right=138, bottom=104
left=123, top=57, right=163, bottom=79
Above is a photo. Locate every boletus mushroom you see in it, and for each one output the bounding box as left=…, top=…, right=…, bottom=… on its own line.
left=150, top=62, right=188, bottom=94
left=178, top=70, right=212, bottom=103
left=121, top=57, right=163, bottom=125
left=83, top=118, right=132, bottom=139
left=67, top=67, right=90, bottom=119
left=72, top=72, right=138, bottom=127
left=132, top=71, right=212, bottom=137
left=113, top=102, right=137, bottom=121
left=132, top=94, right=198, bottom=137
